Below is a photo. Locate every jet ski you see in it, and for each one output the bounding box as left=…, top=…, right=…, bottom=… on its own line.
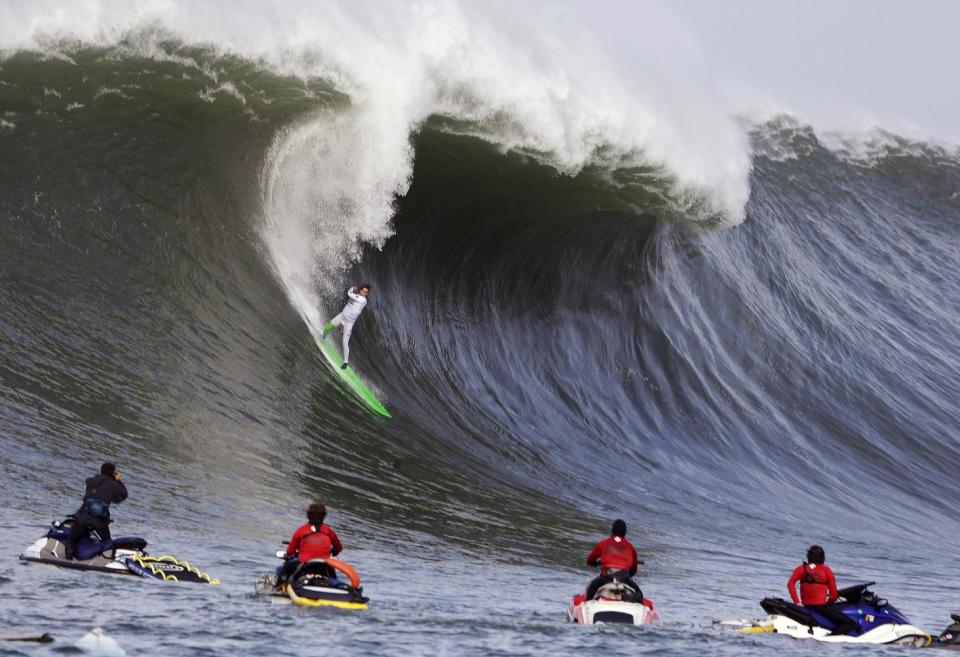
left=759, top=582, right=930, bottom=645
left=933, top=614, right=960, bottom=650
left=256, top=552, right=368, bottom=610
left=568, top=574, right=659, bottom=625
left=19, top=518, right=219, bottom=584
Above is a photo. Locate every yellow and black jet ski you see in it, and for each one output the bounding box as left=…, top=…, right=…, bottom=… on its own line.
left=20, top=518, right=219, bottom=584
left=256, top=557, right=368, bottom=610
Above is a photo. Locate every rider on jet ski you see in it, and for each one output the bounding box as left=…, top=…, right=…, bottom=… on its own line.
left=276, top=502, right=343, bottom=585
left=64, top=462, right=128, bottom=560
left=787, top=545, right=859, bottom=636
left=584, top=519, right=641, bottom=601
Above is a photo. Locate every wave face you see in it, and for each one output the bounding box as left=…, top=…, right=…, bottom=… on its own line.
left=2, top=11, right=960, bottom=657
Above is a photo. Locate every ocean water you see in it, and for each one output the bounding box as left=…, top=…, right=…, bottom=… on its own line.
left=1, top=3, right=958, bottom=656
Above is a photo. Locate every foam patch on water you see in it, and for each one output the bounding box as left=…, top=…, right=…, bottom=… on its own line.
left=75, top=628, right=126, bottom=657
left=199, top=81, right=247, bottom=105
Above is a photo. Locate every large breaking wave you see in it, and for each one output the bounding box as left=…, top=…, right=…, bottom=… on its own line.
left=2, top=2, right=960, bottom=635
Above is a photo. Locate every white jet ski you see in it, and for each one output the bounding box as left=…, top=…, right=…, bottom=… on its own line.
left=568, top=575, right=659, bottom=625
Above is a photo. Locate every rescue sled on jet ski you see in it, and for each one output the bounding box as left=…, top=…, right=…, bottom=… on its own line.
left=256, top=554, right=368, bottom=610
left=757, top=582, right=929, bottom=645
left=568, top=573, right=659, bottom=625
left=19, top=518, right=219, bottom=584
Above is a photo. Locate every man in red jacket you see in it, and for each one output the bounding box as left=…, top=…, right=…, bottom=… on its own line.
left=276, top=502, right=343, bottom=585
left=787, top=545, right=859, bottom=636
left=584, top=519, right=642, bottom=601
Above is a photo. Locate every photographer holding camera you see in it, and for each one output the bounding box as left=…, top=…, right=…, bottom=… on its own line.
left=64, top=462, right=128, bottom=560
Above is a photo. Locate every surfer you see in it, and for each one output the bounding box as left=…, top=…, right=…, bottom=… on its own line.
left=276, top=502, right=343, bottom=585
left=64, top=462, right=127, bottom=560
left=787, top=545, right=859, bottom=636
left=322, top=284, right=370, bottom=369
left=584, top=519, right=642, bottom=601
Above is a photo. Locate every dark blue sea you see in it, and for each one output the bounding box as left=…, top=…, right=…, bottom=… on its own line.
left=1, top=5, right=958, bottom=656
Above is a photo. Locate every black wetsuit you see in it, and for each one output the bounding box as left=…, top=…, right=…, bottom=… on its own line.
left=65, top=474, right=128, bottom=559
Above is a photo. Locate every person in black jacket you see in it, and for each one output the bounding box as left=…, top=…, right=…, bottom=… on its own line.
left=64, top=462, right=128, bottom=560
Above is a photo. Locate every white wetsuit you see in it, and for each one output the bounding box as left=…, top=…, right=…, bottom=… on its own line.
left=328, top=288, right=367, bottom=363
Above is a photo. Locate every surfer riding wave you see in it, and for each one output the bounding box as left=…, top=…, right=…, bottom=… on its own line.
left=322, top=284, right=370, bottom=369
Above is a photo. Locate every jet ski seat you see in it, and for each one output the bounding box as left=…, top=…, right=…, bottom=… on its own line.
left=761, top=598, right=821, bottom=627
left=102, top=537, right=147, bottom=552
left=72, top=536, right=147, bottom=561
left=595, top=581, right=642, bottom=603
left=73, top=538, right=104, bottom=561
left=836, top=582, right=876, bottom=604
left=293, top=560, right=337, bottom=580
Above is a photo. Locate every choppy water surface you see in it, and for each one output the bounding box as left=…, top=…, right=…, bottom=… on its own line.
left=2, top=11, right=959, bottom=657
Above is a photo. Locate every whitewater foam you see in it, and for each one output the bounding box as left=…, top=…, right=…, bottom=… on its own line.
left=0, top=0, right=755, bottom=316
left=199, top=81, right=247, bottom=105
left=749, top=114, right=960, bottom=168
left=260, top=107, right=411, bottom=317
left=93, top=87, right=131, bottom=100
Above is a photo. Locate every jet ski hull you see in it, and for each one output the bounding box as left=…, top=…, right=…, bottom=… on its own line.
left=287, top=583, right=368, bottom=609
left=20, top=521, right=219, bottom=584
left=255, top=581, right=368, bottom=609
left=764, top=613, right=930, bottom=645
left=568, top=598, right=658, bottom=625
left=256, top=558, right=368, bottom=610
left=20, top=536, right=142, bottom=576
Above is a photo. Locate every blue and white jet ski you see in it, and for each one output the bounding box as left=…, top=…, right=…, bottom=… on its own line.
left=759, top=582, right=930, bottom=645
left=20, top=518, right=219, bottom=584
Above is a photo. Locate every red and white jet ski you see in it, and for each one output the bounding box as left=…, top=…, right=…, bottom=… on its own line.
left=568, top=577, right=660, bottom=625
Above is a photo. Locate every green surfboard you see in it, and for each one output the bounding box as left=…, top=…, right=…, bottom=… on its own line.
left=305, top=319, right=391, bottom=418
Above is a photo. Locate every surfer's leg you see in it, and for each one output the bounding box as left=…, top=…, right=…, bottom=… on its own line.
left=341, top=321, right=354, bottom=365
left=323, top=313, right=343, bottom=338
